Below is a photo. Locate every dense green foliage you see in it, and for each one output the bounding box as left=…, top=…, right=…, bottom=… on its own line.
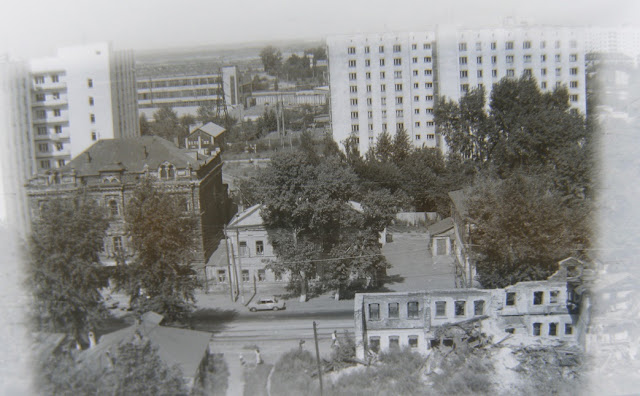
left=114, top=178, right=199, bottom=322
left=269, top=349, right=318, bottom=396
left=28, top=195, right=110, bottom=340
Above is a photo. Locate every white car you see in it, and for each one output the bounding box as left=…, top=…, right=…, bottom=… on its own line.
left=248, top=297, right=286, bottom=312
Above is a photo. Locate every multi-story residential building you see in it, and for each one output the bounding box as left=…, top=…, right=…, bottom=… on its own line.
left=136, top=66, right=239, bottom=115
left=586, top=26, right=640, bottom=65
left=328, top=25, right=587, bottom=155
left=353, top=257, right=592, bottom=360
left=25, top=136, right=235, bottom=277
left=29, top=43, right=139, bottom=173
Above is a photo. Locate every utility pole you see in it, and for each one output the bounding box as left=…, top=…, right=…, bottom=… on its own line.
left=224, top=226, right=234, bottom=301
left=313, top=321, right=324, bottom=396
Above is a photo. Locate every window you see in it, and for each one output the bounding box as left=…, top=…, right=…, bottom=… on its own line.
left=35, top=93, right=45, bottom=102
left=412, top=57, right=417, bottom=63
left=425, top=95, right=433, bottom=101
left=460, top=84, right=469, bottom=93
left=570, top=54, right=577, bottom=62
left=351, top=124, right=359, bottom=132
left=427, top=134, right=435, bottom=140
left=91, top=132, right=97, bottom=141
left=523, top=40, right=531, bottom=49
left=408, top=336, right=418, bottom=348
left=381, top=97, right=386, bottom=105
left=350, top=98, right=358, bottom=106
left=258, top=269, right=266, bottom=281
left=389, top=336, right=400, bottom=349
left=460, top=70, right=468, bottom=78
left=414, top=109, right=420, bottom=114
left=396, top=122, right=404, bottom=131
left=369, top=337, right=380, bottom=353
left=533, top=323, right=541, bottom=336
left=413, top=95, right=419, bottom=102
left=369, top=303, right=380, bottom=320
left=555, top=54, right=561, bottom=62
left=395, top=83, right=402, bottom=91
left=349, top=72, right=357, bottom=80
left=40, top=160, right=50, bottom=169
left=38, top=143, right=49, bottom=152
left=368, top=111, right=373, bottom=119
left=505, top=41, right=514, bottom=50
left=414, top=121, right=420, bottom=127
left=239, top=241, right=248, bottom=257
left=492, top=69, right=497, bottom=77
left=413, top=82, right=419, bottom=88
left=506, top=69, right=515, bottom=77
left=242, top=270, right=250, bottom=282
left=541, top=68, right=547, bottom=76
left=365, top=46, right=370, bottom=53
left=458, top=42, right=467, bottom=51
left=55, top=143, right=63, bottom=151
left=435, top=301, right=446, bottom=317
left=34, top=75, right=45, bottom=84
left=379, top=45, right=384, bottom=53
left=477, top=56, right=482, bottom=64
left=108, top=199, right=119, bottom=216
left=491, top=55, right=497, bottom=64
left=459, top=56, right=467, bottom=65
left=415, top=134, right=421, bottom=140
left=365, top=59, right=371, bottom=67
left=382, top=123, right=387, bottom=132
left=256, top=241, right=264, bottom=256
left=556, top=67, right=562, bottom=77
left=52, top=92, right=60, bottom=100
left=491, top=42, right=496, bottom=50
left=393, top=58, right=401, bottom=66
left=90, top=113, right=96, bottom=123
left=57, top=159, right=65, bottom=167
left=411, top=44, right=417, bottom=50
left=394, top=70, right=402, bottom=78
left=524, top=55, right=532, bottom=63
left=426, top=121, right=434, bottom=126
left=380, top=84, right=386, bottom=92
left=395, top=110, right=403, bottom=117
left=454, top=301, right=465, bottom=316
left=37, top=126, right=47, bottom=135
left=565, top=323, right=573, bottom=335
left=533, top=291, right=544, bottom=305
left=423, top=43, right=431, bottom=50
left=367, top=98, right=372, bottom=105
left=506, top=292, right=516, bottom=306
left=570, top=94, right=578, bottom=102
left=424, top=69, right=432, bottom=76
left=87, top=78, right=93, bottom=88
left=350, top=85, right=357, bottom=93
left=425, top=82, right=433, bottom=88
left=393, top=44, right=401, bottom=52
left=368, top=123, right=373, bottom=131
left=388, top=303, right=399, bottom=319
left=348, top=46, right=356, bottom=54
left=113, top=236, right=123, bottom=252
left=351, top=111, right=359, bottom=119
left=550, top=290, right=560, bottom=304
left=474, top=300, right=484, bottom=316
left=366, top=72, right=371, bottom=79
left=424, top=56, right=432, bottom=63
left=51, top=74, right=59, bottom=82
left=570, top=67, right=578, bottom=75
left=541, top=82, right=547, bottom=89
left=540, top=41, right=546, bottom=49
left=53, top=109, right=61, bottom=117
left=506, top=55, right=514, bottom=64
left=477, top=70, right=483, bottom=78
left=217, top=269, right=226, bottom=282
left=426, top=108, right=434, bottom=114
left=396, top=96, right=403, bottom=104
left=523, top=69, right=532, bottom=77
left=348, top=60, right=356, bottom=67
left=478, top=83, right=484, bottom=90
left=380, top=71, right=386, bottom=79
left=379, top=59, right=385, bottom=66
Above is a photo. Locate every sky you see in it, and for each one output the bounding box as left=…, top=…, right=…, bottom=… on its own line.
left=1, top=0, right=639, bottom=59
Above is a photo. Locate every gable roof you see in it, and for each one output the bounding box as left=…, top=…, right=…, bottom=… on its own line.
left=227, top=204, right=264, bottom=228
left=427, top=217, right=454, bottom=236
left=64, top=136, right=210, bottom=176
left=79, top=312, right=212, bottom=381
left=190, top=122, right=225, bottom=138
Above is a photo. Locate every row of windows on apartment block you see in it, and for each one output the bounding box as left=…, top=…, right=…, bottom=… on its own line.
left=35, top=109, right=97, bottom=122
left=345, top=40, right=578, bottom=56
left=39, top=159, right=67, bottom=169
left=346, top=43, right=432, bottom=55
left=35, top=92, right=95, bottom=106
left=237, top=240, right=265, bottom=257
left=215, top=268, right=283, bottom=283
left=138, top=89, right=223, bottom=100
left=367, top=290, right=564, bottom=321
left=458, top=54, right=579, bottom=65
left=351, top=125, right=436, bottom=141
left=351, top=135, right=436, bottom=144
left=350, top=108, right=435, bottom=119
left=34, top=75, right=96, bottom=88
left=137, top=77, right=223, bottom=89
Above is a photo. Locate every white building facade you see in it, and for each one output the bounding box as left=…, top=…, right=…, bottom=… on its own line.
left=328, top=25, right=587, bottom=155
left=29, top=43, right=139, bottom=172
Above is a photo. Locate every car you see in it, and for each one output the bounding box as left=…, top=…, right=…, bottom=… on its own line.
left=248, top=297, right=286, bottom=312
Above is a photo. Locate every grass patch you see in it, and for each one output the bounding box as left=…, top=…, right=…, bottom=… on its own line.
left=243, top=363, right=273, bottom=396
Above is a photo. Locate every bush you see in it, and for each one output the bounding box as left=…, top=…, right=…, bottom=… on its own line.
left=269, top=349, right=319, bottom=396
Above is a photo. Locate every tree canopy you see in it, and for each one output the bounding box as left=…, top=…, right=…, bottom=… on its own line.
left=28, top=194, right=110, bottom=340
left=259, top=46, right=283, bottom=75
left=114, top=178, right=199, bottom=322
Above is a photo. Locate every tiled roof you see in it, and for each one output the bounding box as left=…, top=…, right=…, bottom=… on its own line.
left=63, top=136, right=209, bottom=176
left=190, top=122, right=225, bottom=138
left=427, top=217, right=454, bottom=236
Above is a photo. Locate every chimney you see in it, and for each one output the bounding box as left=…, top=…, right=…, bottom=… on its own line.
left=88, top=331, right=97, bottom=348
left=143, top=145, right=148, bottom=159
left=86, top=152, right=91, bottom=162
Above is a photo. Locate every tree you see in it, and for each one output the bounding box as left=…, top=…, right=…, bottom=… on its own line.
left=374, top=130, right=394, bottom=163
left=260, top=46, right=282, bottom=76
left=28, top=194, right=109, bottom=341
left=466, top=173, right=591, bottom=288
left=151, top=106, right=181, bottom=141
left=392, top=128, right=413, bottom=164
left=140, top=113, right=152, bottom=136
left=114, top=178, right=199, bottom=322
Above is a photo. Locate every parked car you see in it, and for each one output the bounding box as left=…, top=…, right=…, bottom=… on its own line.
left=248, top=296, right=286, bottom=312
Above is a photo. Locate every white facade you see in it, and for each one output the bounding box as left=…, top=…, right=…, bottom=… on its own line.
left=29, top=43, right=138, bottom=172
left=586, top=26, right=640, bottom=64
left=328, top=25, right=588, bottom=155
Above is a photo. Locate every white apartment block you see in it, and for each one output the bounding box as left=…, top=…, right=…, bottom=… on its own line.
left=29, top=43, right=139, bottom=172
left=137, top=66, right=240, bottom=113
left=586, top=26, right=640, bottom=64
left=328, top=25, right=587, bottom=155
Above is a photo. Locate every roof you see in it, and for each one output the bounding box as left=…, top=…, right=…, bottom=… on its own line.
left=227, top=204, right=264, bottom=228
left=427, top=217, right=455, bottom=236
left=190, top=122, right=225, bottom=138
left=448, top=189, right=468, bottom=217
left=64, top=136, right=210, bottom=176
left=31, top=332, right=66, bottom=358
left=80, top=312, right=212, bottom=381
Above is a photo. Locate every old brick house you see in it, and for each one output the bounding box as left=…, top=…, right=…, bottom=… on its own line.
left=25, top=136, right=235, bottom=277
